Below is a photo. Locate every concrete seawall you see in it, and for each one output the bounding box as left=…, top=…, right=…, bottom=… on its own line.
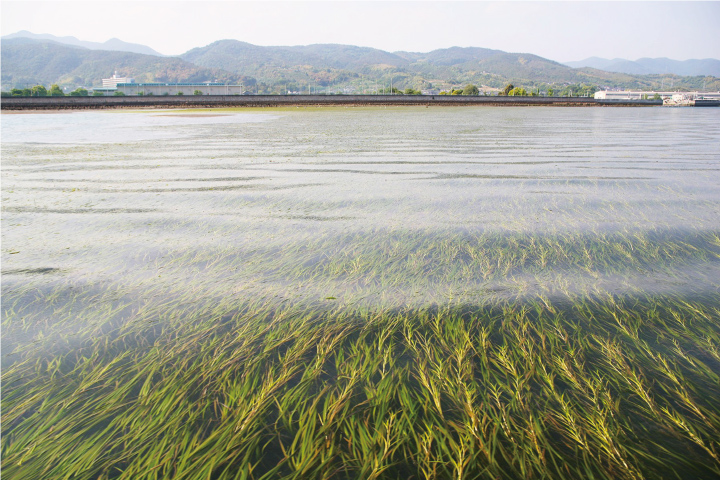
left=1, top=95, right=663, bottom=110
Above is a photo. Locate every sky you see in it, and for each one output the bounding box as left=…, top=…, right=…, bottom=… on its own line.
left=1, top=1, right=719, bottom=62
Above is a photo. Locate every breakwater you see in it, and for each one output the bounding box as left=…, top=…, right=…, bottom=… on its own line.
left=1, top=95, right=662, bottom=110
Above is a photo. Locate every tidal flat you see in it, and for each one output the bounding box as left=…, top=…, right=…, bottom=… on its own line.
left=2, top=106, right=720, bottom=479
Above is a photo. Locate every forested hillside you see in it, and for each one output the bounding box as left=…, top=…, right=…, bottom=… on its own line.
left=3, top=37, right=719, bottom=93
left=1, top=38, right=251, bottom=89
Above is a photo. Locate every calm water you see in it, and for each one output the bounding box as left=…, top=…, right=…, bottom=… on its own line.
left=2, top=107, right=720, bottom=349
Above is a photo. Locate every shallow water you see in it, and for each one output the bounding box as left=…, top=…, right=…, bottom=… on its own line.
left=2, top=107, right=719, bottom=355
left=3, top=107, right=719, bottom=307
left=2, top=106, right=720, bottom=479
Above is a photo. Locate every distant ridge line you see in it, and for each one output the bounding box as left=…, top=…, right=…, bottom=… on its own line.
left=1, top=30, right=164, bottom=56
left=564, top=56, right=720, bottom=76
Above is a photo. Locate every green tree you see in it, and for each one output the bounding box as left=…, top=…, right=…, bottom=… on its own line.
left=193, top=90, right=203, bottom=95
left=462, top=84, right=479, bottom=96
left=508, top=87, right=528, bottom=96
left=11, top=88, right=32, bottom=96
left=559, top=85, right=575, bottom=97
left=49, top=84, right=64, bottom=96
left=113, top=91, right=125, bottom=96
left=31, top=85, right=48, bottom=97
left=579, top=85, right=597, bottom=97
left=547, top=88, right=554, bottom=96
left=176, top=92, right=184, bottom=95
left=404, top=88, right=421, bottom=95
left=500, top=84, right=514, bottom=96
left=93, top=91, right=105, bottom=96
left=69, top=88, right=89, bottom=96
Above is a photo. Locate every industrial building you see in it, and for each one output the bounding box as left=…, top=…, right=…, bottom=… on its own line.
left=115, top=83, right=245, bottom=96
left=93, top=73, right=246, bottom=96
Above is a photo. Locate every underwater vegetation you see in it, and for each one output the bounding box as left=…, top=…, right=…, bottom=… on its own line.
left=2, top=107, right=720, bottom=479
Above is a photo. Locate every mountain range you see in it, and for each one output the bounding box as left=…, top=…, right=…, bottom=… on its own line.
left=2, top=31, right=164, bottom=56
left=564, top=57, right=720, bottom=77
left=179, top=41, right=595, bottom=85
left=2, top=32, right=719, bottom=94
left=1, top=38, right=251, bottom=90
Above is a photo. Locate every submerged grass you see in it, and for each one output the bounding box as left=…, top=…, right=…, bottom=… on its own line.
left=2, top=291, right=720, bottom=479
left=3, top=227, right=720, bottom=480
left=3, top=107, right=720, bottom=479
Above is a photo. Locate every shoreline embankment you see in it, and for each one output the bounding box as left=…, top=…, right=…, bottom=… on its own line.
left=1, top=95, right=664, bottom=110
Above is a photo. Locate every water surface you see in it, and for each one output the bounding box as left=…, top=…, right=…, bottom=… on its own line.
left=2, top=106, right=720, bottom=479
left=3, top=107, right=719, bottom=309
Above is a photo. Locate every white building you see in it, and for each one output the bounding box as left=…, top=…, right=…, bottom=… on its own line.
left=102, top=71, right=135, bottom=88
left=595, top=90, right=720, bottom=101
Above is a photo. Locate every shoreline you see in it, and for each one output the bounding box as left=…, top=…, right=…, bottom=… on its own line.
left=1, top=94, right=662, bottom=110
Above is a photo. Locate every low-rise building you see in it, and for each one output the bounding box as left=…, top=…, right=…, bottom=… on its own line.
left=92, top=82, right=246, bottom=96
left=114, top=83, right=245, bottom=96
left=595, top=90, right=720, bottom=100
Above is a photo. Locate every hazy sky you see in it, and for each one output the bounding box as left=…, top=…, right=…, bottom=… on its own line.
left=2, top=1, right=719, bottom=62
